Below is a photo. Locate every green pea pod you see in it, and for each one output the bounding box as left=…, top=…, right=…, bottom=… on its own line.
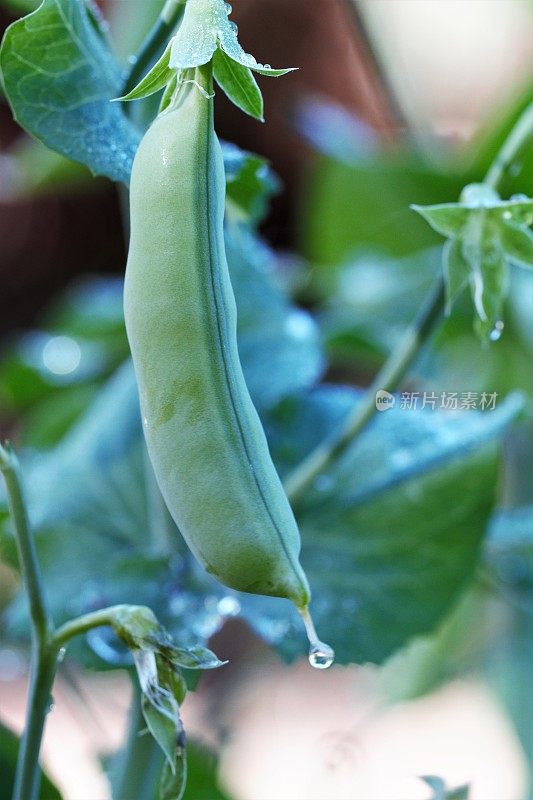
left=124, top=65, right=310, bottom=611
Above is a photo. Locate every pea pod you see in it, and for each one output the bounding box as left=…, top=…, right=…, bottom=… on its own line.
left=124, top=66, right=311, bottom=613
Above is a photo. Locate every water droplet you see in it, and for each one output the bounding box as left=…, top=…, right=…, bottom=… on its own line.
left=245, top=53, right=257, bottom=66
left=299, top=606, right=335, bottom=670
left=224, top=2, right=232, bottom=14
left=46, top=696, right=55, bottom=715
left=309, top=643, right=335, bottom=670
left=502, top=210, right=512, bottom=220
left=489, top=320, right=504, bottom=341
left=229, top=20, right=238, bottom=33
left=264, top=64, right=271, bottom=70
left=57, top=647, right=66, bottom=664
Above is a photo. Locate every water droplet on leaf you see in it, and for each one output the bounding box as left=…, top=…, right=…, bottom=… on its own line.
left=224, top=2, right=232, bottom=14
left=489, top=320, right=504, bottom=341
left=228, top=20, right=238, bottom=33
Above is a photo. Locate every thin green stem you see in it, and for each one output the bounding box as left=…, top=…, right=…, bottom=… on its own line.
left=13, top=649, right=58, bottom=800
left=0, top=445, right=52, bottom=645
left=121, top=0, right=186, bottom=97
left=53, top=606, right=123, bottom=649
left=0, top=443, right=57, bottom=800
left=284, top=277, right=446, bottom=503
left=484, top=101, right=533, bottom=190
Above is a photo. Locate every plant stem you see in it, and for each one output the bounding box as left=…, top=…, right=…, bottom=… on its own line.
left=0, top=445, right=52, bottom=644
left=0, top=444, right=56, bottom=800
left=113, top=680, right=164, bottom=800
left=13, top=649, right=58, bottom=800
left=484, top=101, right=533, bottom=190
left=121, top=0, right=186, bottom=96
left=284, top=277, right=446, bottom=503
left=53, top=607, right=121, bottom=649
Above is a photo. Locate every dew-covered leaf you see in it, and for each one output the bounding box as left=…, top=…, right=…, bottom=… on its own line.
left=169, top=0, right=294, bottom=75
left=213, top=47, right=263, bottom=121
left=169, top=0, right=219, bottom=68
left=240, top=387, right=522, bottom=665
left=0, top=0, right=140, bottom=183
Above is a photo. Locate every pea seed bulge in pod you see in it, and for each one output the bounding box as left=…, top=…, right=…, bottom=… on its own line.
left=0, top=1, right=532, bottom=798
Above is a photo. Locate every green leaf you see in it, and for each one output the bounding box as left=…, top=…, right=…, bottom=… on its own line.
left=118, top=41, right=174, bottom=102
left=182, top=741, right=230, bottom=800
left=415, top=189, right=525, bottom=339
left=169, top=0, right=295, bottom=76
left=159, top=749, right=187, bottom=800
left=0, top=722, right=62, bottom=799
left=163, top=644, right=226, bottom=670
left=0, top=0, right=140, bottom=183
left=169, top=0, right=219, bottom=68
left=222, top=143, right=279, bottom=222
left=443, top=238, right=470, bottom=312
left=411, top=203, right=471, bottom=238
left=136, top=652, right=183, bottom=770
left=160, top=72, right=179, bottom=113
left=239, top=387, right=523, bottom=665
left=500, top=219, right=533, bottom=270
left=213, top=47, right=263, bottom=121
